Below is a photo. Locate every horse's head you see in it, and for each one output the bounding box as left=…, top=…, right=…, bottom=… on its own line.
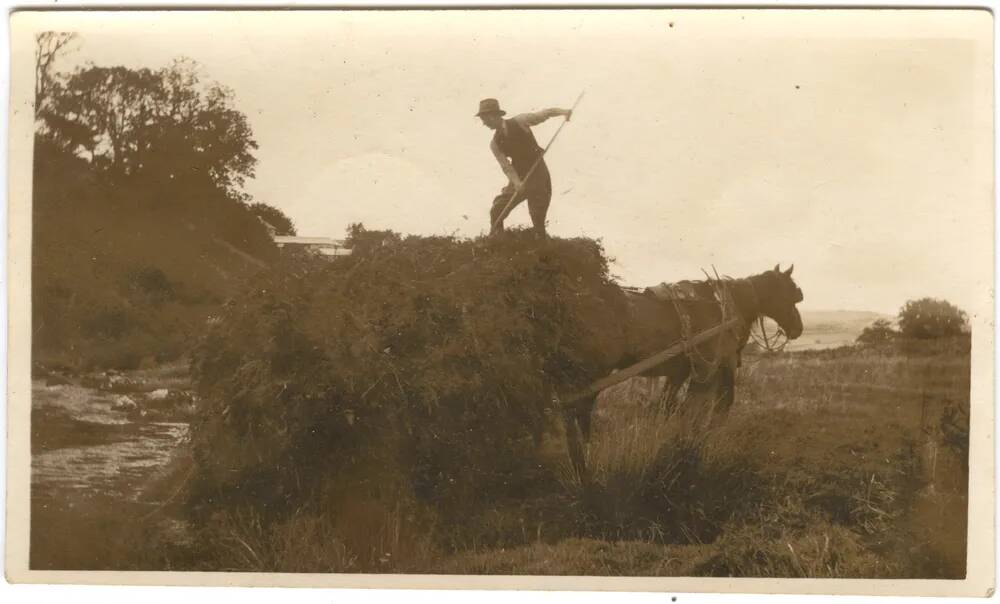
left=754, top=264, right=804, bottom=339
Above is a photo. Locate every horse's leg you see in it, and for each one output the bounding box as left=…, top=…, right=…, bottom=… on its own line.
left=648, top=377, right=661, bottom=409
left=708, top=363, right=737, bottom=429
left=721, top=364, right=736, bottom=414
left=684, top=370, right=721, bottom=431
left=658, top=359, right=690, bottom=417
left=660, top=381, right=681, bottom=416
left=551, top=384, right=592, bottom=489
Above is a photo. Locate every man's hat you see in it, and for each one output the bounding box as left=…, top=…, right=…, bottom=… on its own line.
left=475, top=98, right=506, bottom=117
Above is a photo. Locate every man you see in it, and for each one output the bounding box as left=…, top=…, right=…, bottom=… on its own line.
left=476, top=98, right=572, bottom=237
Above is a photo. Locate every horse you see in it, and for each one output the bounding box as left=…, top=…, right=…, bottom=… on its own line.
left=559, top=264, right=805, bottom=485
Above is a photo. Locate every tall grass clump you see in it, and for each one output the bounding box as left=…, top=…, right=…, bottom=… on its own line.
left=557, top=385, right=764, bottom=545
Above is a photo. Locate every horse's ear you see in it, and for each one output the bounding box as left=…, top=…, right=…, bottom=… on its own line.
left=785, top=264, right=794, bottom=276
left=774, top=263, right=781, bottom=273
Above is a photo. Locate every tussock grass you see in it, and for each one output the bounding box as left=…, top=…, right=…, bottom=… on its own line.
left=703, top=513, right=901, bottom=578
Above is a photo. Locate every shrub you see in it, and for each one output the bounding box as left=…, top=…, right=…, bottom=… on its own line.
left=856, top=318, right=897, bottom=345
left=897, top=298, right=967, bottom=339
left=124, top=266, right=175, bottom=305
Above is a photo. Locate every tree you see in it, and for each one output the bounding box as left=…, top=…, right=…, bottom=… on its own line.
left=35, top=32, right=77, bottom=110
left=897, top=298, right=968, bottom=339
left=250, top=203, right=296, bottom=236
left=856, top=318, right=897, bottom=345
left=52, top=65, right=161, bottom=171
left=43, top=59, right=257, bottom=188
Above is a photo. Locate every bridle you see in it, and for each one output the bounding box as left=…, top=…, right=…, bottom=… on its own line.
left=750, top=316, right=789, bottom=353
left=746, top=273, right=801, bottom=353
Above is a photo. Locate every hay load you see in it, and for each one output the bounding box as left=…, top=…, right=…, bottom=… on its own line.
left=189, top=227, right=629, bottom=516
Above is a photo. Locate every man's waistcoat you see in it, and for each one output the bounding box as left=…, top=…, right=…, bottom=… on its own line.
left=493, top=119, right=547, bottom=178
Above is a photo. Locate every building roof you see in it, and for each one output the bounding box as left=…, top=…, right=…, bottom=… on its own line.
left=273, top=236, right=348, bottom=248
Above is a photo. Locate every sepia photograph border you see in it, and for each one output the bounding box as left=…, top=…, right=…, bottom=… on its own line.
left=4, top=5, right=996, bottom=597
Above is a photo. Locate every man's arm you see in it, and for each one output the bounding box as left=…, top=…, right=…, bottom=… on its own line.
left=490, top=139, right=522, bottom=188
left=513, top=107, right=572, bottom=128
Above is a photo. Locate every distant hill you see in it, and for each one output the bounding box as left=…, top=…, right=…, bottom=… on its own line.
left=787, top=310, right=893, bottom=351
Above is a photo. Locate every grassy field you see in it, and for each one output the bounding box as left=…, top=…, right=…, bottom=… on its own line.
left=426, top=337, right=969, bottom=578
left=32, top=337, right=970, bottom=577
left=185, top=338, right=970, bottom=576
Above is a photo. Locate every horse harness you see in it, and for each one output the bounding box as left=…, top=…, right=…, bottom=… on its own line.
left=642, top=276, right=750, bottom=383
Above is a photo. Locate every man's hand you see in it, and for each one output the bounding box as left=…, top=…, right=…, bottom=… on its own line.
left=510, top=177, right=524, bottom=191
left=563, top=108, right=573, bottom=121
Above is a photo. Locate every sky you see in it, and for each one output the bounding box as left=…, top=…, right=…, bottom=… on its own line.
left=43, top=9, right=993, bottom=315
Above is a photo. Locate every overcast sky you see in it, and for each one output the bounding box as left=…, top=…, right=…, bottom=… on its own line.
left=45, top=9, right=992, bottom=315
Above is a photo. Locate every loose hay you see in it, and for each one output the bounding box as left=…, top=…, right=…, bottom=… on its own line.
left=189, top=227, right=629, bottom=518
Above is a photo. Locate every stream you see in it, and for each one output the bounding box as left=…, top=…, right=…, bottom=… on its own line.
left=30, top=378, right=191, bottom=569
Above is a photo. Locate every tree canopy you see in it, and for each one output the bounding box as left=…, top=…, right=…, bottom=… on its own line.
left=250, top=202, right=297, bottom=236
left=38, top=56, right=258, bottom=191
left=897, top=298, right=968, bottom=340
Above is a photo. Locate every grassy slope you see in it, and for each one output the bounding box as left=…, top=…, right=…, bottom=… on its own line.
left=32, top=141, right=276, bottom=372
